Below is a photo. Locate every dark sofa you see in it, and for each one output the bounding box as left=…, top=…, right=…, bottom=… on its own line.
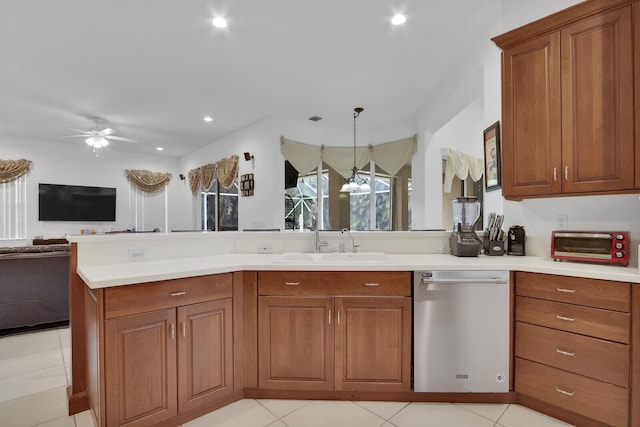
left=0, top=244, right=69, bottom=331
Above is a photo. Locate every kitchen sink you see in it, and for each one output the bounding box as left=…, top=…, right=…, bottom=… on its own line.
left=273, top=252, right=391, bottom=263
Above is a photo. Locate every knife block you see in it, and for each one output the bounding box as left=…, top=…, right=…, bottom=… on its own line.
left=483, top=234, right=505, bottom=256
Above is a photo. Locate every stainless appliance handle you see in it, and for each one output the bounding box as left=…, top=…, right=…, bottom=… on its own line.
left=554, top=232, right=612, bottom=239
left=421, top=278, right=508, bottom=285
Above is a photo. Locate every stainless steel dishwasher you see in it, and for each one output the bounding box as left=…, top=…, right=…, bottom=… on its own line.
left=413, top=270, right=510, bottom=392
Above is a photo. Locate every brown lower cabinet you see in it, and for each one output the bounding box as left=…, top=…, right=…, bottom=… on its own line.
left=93, top=274, right=235, bottom=427
left=257, top=271, right=412, bottom=393
left=514, top=272, right=632, bottom=427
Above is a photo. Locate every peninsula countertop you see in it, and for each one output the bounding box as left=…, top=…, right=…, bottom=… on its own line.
left=76, top=252, right=640, bottom=289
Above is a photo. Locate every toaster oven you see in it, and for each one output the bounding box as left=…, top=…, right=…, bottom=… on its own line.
left=551, top=231, right=630, bottom=266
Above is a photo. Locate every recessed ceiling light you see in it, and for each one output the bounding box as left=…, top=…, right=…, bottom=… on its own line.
left=156, top=147, right=164, bottom=151
left=203, top=116, right=213, bottom=122
left=212, top=17, right=228, bottom=28
left=391, top=14, right=407, bottom=25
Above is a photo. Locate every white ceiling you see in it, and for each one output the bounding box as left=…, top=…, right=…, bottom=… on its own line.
left=0, top=1, right=501, bottom=157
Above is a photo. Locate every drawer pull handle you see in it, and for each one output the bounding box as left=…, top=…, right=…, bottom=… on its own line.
left=328, top=309, right=332, bottom=325
left=170, top=323, right=175, bottom=340
left=556, top=348, right=575, bottom=357
left=556, top=315, right=576, bottom=322
left=170, top=291, right=187, bottom=297
left=364, top=283, right=379, bottom=287
left=555, top=387, right=575, bottom=397
left=285, top=282, right=300, bottom=286
left=181, top=321, right=186, bottom=338
left=556, top=288, right=576, bottom=293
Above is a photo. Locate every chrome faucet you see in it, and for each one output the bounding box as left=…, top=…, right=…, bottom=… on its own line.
left=313, top=228, right=327, bottom=253
left=341, top=228, right=359, bottom=253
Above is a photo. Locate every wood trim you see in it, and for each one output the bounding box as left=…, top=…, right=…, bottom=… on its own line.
left=232, top=271, right=244, bottom=391
left=241, top=271, right=258, bottom=389
left=517, top=394, right=615, bottom=427
left=492, top=0, right=637, bottom=48
left=67, top=242, right=89, bottom=415
left=243, top=388, right=517, bottom=403
left=631, top=284, right=640, bottom=427
left=66, top=387, right=89, bottom=416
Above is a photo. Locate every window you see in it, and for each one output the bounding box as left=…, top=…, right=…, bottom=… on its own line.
left=129, top=183, right=168, bottom=232
left=284, top=161, right=411, bottom=231
left=0, top=175, right=27, bottom=240
left=201, top=178, right=239, bottom=231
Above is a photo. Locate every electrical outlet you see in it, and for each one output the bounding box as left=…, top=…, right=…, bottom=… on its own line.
left=557, top=214, right=568, bottom=230
left=128, top=248, right=147, bottom=261
left=257, top=245, right=273, bottom=254
left=430, top=242, right=447, bottom=254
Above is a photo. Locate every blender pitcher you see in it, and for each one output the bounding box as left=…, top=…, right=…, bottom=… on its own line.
left=449, top=197, right=483, bottom=256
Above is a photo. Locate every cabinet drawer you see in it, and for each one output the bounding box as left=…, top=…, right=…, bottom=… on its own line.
left=105, top=274, right=233, bottom=318
left=515, top=296, right=630, bottom=343
left=515, top=272, right=630, bottom=312
left=515, top=322, right=629, bottom=387
left=515, top=358, right=628, bottom=427
left=258, top=271, right=411, bottom=296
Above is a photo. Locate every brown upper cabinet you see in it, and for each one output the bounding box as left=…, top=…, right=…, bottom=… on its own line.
left=493, top=1, right=637, bottom=199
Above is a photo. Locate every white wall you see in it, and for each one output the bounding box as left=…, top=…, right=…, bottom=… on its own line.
left=179, top=117, right=283, bottom=231
left=0, top=136, right=183, bottom=245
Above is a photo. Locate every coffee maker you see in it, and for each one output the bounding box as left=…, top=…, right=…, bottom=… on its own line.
left=507, top=225, right=526, bottom=255
left=449, top=197, right=483, bottom=257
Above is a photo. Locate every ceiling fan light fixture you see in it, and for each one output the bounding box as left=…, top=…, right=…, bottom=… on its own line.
left=85, top=136, right=108, bottom=148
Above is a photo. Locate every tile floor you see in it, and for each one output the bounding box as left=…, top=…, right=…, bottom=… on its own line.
left=0, top=327, right=575, bottom=427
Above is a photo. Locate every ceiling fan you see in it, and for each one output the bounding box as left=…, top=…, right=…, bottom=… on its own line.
left=64, top=121, right=137, bottom=151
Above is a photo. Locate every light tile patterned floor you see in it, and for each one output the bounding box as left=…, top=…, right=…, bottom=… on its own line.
left=0, top=327, right=574, bottom=427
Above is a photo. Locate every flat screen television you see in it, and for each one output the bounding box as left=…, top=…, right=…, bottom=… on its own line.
left=39, top=183, right=116, bottom=222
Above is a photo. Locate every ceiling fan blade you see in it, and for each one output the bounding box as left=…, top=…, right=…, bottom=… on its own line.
left=100, top=128, right=114, bottom=136
left=66, top=127, right=90, bottom=134
left=63, top=134, right=90, bottom=138
left=105, top=135, right=137, bottom=143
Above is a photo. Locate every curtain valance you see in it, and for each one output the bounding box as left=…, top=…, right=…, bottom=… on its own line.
left=442, top=148, right=484, bottom=193
left=188, top=155, right=239, bottom=194
left=125, top=169, right=172, bottom=192
left=0, top=159, right=32, bottom=183
left=280, top=135, right=417, bottom=178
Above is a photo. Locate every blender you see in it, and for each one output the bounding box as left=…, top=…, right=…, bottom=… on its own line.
left=449, top=197, right=483, bottom=257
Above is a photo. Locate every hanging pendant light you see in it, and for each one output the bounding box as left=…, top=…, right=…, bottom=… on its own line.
left=340, top=107, right=371, bottom=193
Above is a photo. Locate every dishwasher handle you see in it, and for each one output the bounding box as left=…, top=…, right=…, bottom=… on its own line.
left=420, top=277, right=508, bottom=285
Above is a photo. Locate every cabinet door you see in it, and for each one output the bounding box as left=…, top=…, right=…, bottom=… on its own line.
left=177, top=298, right=233, bottom=413
left=258, top=296, right=334, bottom=390
left=501, top=32, right=561, bottom=198
left=105, top=309, right=178, bottom=427
left=334, top=297, right=411, bottom=392
left=560, top=7, right=634, bottom=193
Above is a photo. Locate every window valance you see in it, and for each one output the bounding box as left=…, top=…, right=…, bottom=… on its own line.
left=280, top=135, right=417, bottom=178
left=0, top=159, right=32, bottom=183
left=442, top=148, right=484, bottom=193
left=125, top=169, right=172, bottom=192
left=188, top=155, right=239, bottom=194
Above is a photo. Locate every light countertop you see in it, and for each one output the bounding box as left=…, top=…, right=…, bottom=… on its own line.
left=77, top=253, right=640, bottom=289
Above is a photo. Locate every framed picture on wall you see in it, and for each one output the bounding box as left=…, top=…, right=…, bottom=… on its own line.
left=483, top=121, right=501, bottom=191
